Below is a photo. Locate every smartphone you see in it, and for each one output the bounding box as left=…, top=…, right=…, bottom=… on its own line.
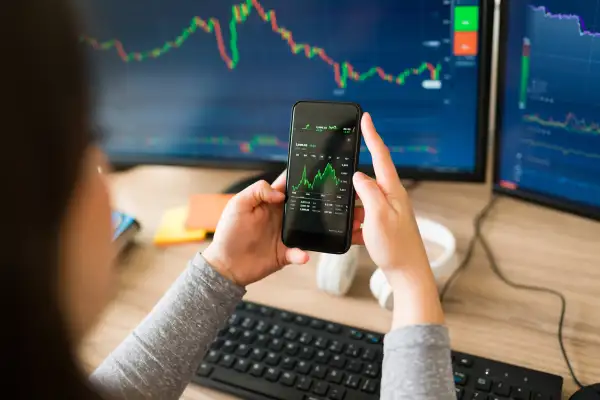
left=282, top=101, right=362, bottom=254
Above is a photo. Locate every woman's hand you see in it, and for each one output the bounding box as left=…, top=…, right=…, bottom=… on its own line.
left=202, top=180, right=310, bottom=287
left=353, top=113, right=444, bottom=327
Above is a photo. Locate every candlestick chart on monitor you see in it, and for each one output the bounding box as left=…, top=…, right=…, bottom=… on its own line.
left=80, top=0, right=483, bottom=173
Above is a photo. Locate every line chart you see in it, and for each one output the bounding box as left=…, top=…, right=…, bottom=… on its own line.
left=292, top=163, right=341, bottom=191
left=521, top=138, right=600, bottom=159
left=523, top=112, right=600, bottom=135
left=530, top=5, right=600, bottom=37
left=81, top=0, right=441, bottom=89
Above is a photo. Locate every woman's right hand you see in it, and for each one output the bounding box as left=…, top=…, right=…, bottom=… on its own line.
left=353, top=113, right=444, bottom=327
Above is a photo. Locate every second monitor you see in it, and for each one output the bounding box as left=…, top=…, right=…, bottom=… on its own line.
left=80, top=0, right=492, bottom=181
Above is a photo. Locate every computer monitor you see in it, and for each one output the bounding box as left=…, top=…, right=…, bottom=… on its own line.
left=79, top=0, right=492, bottom=182
left=494, top=0, right=600, bottom=220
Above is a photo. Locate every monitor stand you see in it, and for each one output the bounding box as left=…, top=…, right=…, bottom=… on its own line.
left=223, top=170, right=284, bottom=194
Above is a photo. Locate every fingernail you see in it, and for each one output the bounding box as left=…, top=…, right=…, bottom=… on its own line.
left=353, top=171, right=368, bottom=181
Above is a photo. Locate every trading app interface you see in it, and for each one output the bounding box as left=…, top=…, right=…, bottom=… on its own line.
left=497, top=0, right=600, bottom=214
left=286, top=104, right=358, bottom=236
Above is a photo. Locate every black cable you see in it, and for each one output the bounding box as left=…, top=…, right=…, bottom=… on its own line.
left=475, top=197, right=587, bottom=391
left=439, top=196, right=499, bottom=302
left=442, top=195, right=589, bottom=391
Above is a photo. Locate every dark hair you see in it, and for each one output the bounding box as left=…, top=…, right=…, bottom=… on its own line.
left=3, top=0, right=103, bottom=398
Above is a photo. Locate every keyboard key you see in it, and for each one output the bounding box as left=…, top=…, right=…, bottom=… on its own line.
left=235, top=344, right=251, bottom=357
left=265, top=352, right=281, bottom=366
left=454, top=371, right=468, bottom=386
left=241, top=317, right=256, bottom=329
left=250, top=348, right=266, bottom=361
left=344, top=374, right=361, bottom=389
left=365, top=334, right=382, bottom=344
left=300, top=346, right=315, bottom=360
left=315, top=350, right=331, bottom=364
left=259, top=306, right=274, bottom=317
left=314, top=337, right=329, bottom=349
left=269, top=325, right=285, bottom=338
left=249, top=363, right=264, bottom=377
left=493, top=381, right=511, bottom=397
left=296, top=360, right=312, bottom=375
left=281, top=371, right=297, bottom=386
left=226, top=327, right=241, bottom=339
left=211, top=369, right=302, bottom=400
left=299, top=333, right=313, bottom=345
left=326, top=323, right=341, bottom=334
left=196, top=362, right=213, bottom=377
left=458, top=357, right=474, bottom=367
left=329, top=341, right=344, bottom=354
left=245, top=304, right=258, bottom=313
left=471, top=392, right=487, bottom=399
left=361, top=379, right=378, bottom=394
left=313, top=381, right=329, bottom=396
left=311, top=365, right=328, bottom=379
left=210, top=338, right=224, bottom=350
left=269, top=338, right=284, bottom=351
left=280, top=311, right=293, bottom=322
left=295, top=316, right=309, bottom=326
left=347, top=360, right=363, bottom=373
left=532, top=393, right=551, bottom=400
left=265, top=367, right=280, bottom=382
left=475, top=376, right=492, bottom=392
left=219, top=354, right=235, bottom=368
left=205, top=350, right=220, bottom=363
left=240, top=331, right=256, bottom=344
left=297, top=376, right=313, bottom=391
left=282, top=356, right=296, bottom=370
left=255, top=320, right=270, bottom=333
left=363, top=363, right=379, bottom=378
left=222, top=340, right=237, bottom=354
left=328, top=387, right=346, bottom=400
left=331, top=355, right=346, bottom=369
left=361, top=348, right=377, bottom=361
left=326, top=369, right=344, bottom=384
left=455, top=387, right=464, bottom=400
left=310, top=320, right=325, bottom=330
left=349, top=329, right=364, bottom=340
left=284, top=329, right=299, bottom=341
left=234, top=358, right=251, bottom=373
left=511, top=387, right=530, bottom=400
left=345, top=344, right=362, bottom=358
left=256, top=334, right=270, bottom=347
left=285, top=342, right=300, bottom=356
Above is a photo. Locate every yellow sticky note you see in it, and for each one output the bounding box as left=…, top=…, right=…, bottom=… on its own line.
left=153, top=206, right=206, bottom=246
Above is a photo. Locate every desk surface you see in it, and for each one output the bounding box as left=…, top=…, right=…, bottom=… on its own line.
left=82, top=166, right=600, bottom=399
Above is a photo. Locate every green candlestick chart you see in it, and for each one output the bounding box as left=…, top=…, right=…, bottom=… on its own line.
left=292, top=163, right=341, bottom=191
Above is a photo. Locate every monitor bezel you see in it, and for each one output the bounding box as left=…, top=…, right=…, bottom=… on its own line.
left=106, top=1, right=494, bottom=183
left=493, top=0, right=600, bottom=221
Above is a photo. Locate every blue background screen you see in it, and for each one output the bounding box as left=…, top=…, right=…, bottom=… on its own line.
left=80, top=0, right=484, bottom=174
left=497, top=0, right=600, bottom=215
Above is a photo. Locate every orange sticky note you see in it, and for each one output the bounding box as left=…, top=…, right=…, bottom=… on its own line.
left=186, top=194, right=234, bottom=232
left=153, top=206, right=206, bottom=246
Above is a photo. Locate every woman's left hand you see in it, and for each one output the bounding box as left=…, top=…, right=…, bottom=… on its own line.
left=202, top=172, right=310, bottom=287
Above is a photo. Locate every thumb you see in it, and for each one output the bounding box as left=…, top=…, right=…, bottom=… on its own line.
left=284, top=247, right=310, bottom=265
left=353, top=172, right=388, bottom=211
left=233, top=180, right=285, bottom=211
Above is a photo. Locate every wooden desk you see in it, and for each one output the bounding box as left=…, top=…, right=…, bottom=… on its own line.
left=82, top=166, right=600, bottom=399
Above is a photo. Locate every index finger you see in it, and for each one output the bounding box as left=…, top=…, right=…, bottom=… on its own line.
left=361, top=112, right=403, bottom=195
left=271, top=169, right=287, bottom=192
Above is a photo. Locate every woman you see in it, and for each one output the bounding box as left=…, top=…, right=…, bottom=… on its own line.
left=7, top=0, right=453, bottom=399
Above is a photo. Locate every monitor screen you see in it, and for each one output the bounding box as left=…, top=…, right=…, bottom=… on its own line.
left=80, top=0, right=490, bottom=180
left=495, top=0, right=600, bottom=219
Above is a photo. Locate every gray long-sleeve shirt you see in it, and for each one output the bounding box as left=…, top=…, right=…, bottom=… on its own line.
left=91, top=253, right=455, bottom=399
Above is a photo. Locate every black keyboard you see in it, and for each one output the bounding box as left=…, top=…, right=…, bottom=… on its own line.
left=193, top=301, right=563, bottom=400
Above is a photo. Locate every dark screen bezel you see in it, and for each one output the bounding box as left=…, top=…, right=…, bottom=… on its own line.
left=492, top=0, right=600, bottom=222
left=105, top=2, right=494, bottom=183
left=281, top=101, right=361, bottom=254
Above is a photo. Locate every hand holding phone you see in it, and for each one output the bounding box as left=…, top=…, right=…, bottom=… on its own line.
left=282, top=101, right=362, bottom=254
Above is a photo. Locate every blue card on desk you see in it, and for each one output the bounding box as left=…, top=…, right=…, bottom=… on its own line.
left=112, top=211, right=141, bottom=251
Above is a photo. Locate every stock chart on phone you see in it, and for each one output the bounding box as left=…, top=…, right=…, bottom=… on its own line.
left=80, top=0, right=482, bottom=172
left=497, top=0, right=600, bottom=211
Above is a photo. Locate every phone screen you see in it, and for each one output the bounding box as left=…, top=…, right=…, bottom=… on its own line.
left=282, top=101, right=361, bottom=254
